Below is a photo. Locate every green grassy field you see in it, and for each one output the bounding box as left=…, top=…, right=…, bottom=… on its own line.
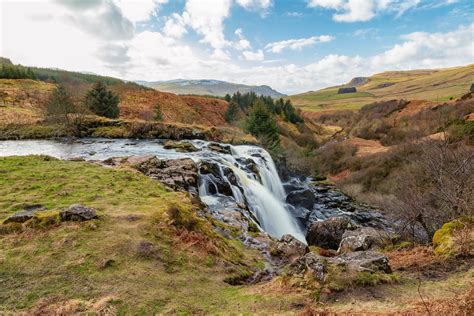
left=0, top=156, right=311, bottom=314
left=289, top=64, right=474, bottom=112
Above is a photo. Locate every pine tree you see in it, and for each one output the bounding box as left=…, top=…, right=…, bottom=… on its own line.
left=85, top=82, right=120, bottom=118
left=154, top=103, right=163, bottom=121
left=224, top=101, right=239, bottom=123
left=246, top=100, right=280, bottom=149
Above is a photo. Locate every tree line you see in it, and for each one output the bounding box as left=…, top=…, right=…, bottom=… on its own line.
left=0, top=63, right=37, bottom=80
left=223, top=91, right=304, bottom=152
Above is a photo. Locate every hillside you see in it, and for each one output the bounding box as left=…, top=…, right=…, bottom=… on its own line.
left=290, top=64, right=474, bottom=112
left=139, top=79, right=285, bottom=98
left=0, top=79, right=229, bottom=127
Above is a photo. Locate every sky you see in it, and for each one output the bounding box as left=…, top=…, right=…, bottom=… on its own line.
left=0, top=0, right=473, bottom=94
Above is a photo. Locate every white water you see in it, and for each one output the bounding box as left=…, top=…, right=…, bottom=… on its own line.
left=197, top=144, right=306, bottom=243
left=0, top=138, right=306, bottom=243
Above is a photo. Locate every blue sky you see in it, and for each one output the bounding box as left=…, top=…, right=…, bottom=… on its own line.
left=1, top=0, right=473, bottom=94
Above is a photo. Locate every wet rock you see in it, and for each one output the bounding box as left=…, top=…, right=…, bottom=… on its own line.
left=306, top=217, right=357, bottom=250
left=286, top=189, right=316, bottom=210
left=60, top=204, right=97, bottom=221
left=331, top=251, right=391, bottom=273
left=199, top=161, right=234, bottom=196
left=235, top=157, right=260, bottom=181
left=163, top=140, right=198, bottom=152
left=289, top=252, right=327, bottom=281
left=338, top=227, right=390, bottom=253
left=135, top=157, right=198, bottom=191
left=207, top=142, right=231, bottom=154
left=271, top=234, right=309, bottom=260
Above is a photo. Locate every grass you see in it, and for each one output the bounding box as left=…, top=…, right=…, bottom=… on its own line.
left=0, top=155, right=289, bottom=314
left=289, top=64, right=474, bottom=112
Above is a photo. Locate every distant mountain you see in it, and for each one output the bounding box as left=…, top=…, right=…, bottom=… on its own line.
left=137, top=79, right=285, bottom=98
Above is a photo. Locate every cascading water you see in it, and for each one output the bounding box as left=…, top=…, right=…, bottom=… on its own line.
left=195, top=143, right=306, bottom=243
left=0, top=138, right=307, bottom=243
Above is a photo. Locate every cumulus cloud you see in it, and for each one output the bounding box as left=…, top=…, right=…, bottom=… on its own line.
left=265, top=35, right=334, bottom=53
left=242, top=49, right=264, bottom=61
left=163, top=13, right=187, bottom=38
left=307, top=0, right=420, bottom=22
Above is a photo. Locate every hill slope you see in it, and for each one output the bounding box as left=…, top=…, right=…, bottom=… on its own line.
left=290, top=64, right=474, bottom=112
left=139, top=79, right=285, bottom=98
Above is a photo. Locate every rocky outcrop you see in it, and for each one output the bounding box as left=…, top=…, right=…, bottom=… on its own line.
left=60, top=204, right=97, bottom=221
left=286, top=189, right=316, bottom=210
left=3, top=205, right=45, bottom=224
left=306, top=217, right=357, bottom=250
left=338, top=227, right=390, bottom=253
left=271, top=234, right=308, bottom=261
left=134, top=157, right=198, bottom=191
left=331, top=251, right=392, bottom=273
left=207, top=142, right=231, bottom=154
left=289, top=252, right=327, bottom=281
left=163, top=140, right=198, bottom=152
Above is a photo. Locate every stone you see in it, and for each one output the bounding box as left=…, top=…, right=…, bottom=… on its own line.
left=134, top=157, right=198, bottom=191
left=331, top=251, right=392, bottom=273
left=337, top=87, right=357, bottom=94
left=207, top=142, right=231, bottom=154
left=60, top=204, right=97, bottom=221
left=163, top=140, right=198, bottom=152
left=289, top=252, right=327, bottom=281
left=3, top=205, right=45, bottom=224
left=286, top=189, right=316, bottom=210
left=272, top=234, right=309, bottom=260
left=338, top=227, right=389, bottom=253
left=3, top=210, right=36, bottom=224
left=306, top=217, right=357, bottom=250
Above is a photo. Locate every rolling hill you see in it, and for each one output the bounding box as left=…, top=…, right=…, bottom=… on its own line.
left=138, top=79, right=285, bottom=98
left=289, top=64, right=474, bottom=112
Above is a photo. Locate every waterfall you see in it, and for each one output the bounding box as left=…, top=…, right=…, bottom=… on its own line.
left=197, top=144, right=306, bottom=243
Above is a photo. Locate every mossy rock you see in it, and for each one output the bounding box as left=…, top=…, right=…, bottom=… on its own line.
left=432, top=217, right=473, bottom=257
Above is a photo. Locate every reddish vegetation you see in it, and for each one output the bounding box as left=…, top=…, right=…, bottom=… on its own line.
left=115, top=87, right=229, bottom=126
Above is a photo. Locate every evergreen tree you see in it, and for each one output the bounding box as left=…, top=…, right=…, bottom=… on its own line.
left=224, top=94, right=231, bottom=102
left=224, top=101, right=239, bottom=123
left=85, top=82, right=120, bottom=118
left=154, top=103, right=163, bottom=121
left=246, top=100, right=280, bottom=149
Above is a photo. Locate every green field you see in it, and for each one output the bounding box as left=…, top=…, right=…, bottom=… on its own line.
left=289, top=64, right=474, bottom=112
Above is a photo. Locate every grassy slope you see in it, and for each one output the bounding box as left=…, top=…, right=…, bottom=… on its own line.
left=290, top=64, right=474, bottom=112
left=0, top=156, right=310, bottom=314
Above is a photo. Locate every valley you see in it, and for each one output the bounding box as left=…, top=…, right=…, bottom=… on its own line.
left=0, top=57, right=472, bottom=314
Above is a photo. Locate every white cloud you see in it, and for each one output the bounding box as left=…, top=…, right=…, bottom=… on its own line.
left=242, top=49, right=264, bottom=61
left=308, top=0, right=420, bottom=22
left=265, top=35, right=334, bottom=53
left=114, top=0, right=168, bottom=23
left=181, top=0, right=232, bottom=50
left=1, top=1, right=472, bottom=96
left=236, top=0, right=272, bottom=11
left=234, top=28, right=252, bottom=50
left=163, top=13, right=187, bottom=38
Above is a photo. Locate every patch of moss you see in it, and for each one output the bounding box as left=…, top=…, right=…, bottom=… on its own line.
left=355, top=272, right=400, bottom=286
left=432, top=217, right=473, bottom=257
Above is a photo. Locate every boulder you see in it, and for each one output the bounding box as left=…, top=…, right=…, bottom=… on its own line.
left=289, top=252, right=327, bottom=281
left=134, top=157, right=198, bottom=191
left=163, top=140, right=198, bottom=152
left=272, top=234, right=309, bottom=260
left=338, top=227, right=387, bottom=253
left=60, top=204, right=97, bottom=221
left=286, top=189, right=316, bottom=210
left=332, top=251, right=391, bottom=274
left=3, top=205, right=45, bottom=224
left=3, top=210, right=36, bottom=224
left=306, top=217, right=357, bottom=250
